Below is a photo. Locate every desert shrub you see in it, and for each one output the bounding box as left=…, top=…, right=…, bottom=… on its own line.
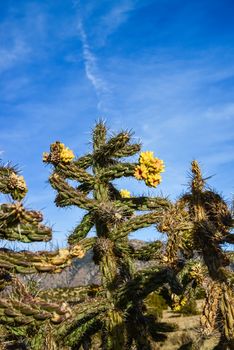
left=145, top=292, right=168, bottom=319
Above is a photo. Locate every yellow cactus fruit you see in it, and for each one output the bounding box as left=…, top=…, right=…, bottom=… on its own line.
left=149, top=158, right=165, bottom=172
left=59, top=143, right=75, bottom=163
left=120, top=189, right=131, bottom=198
left=43, top=142, right=75, bottom=164
left=145, top=174, right=162, bottom=187
left=134, top=151, right=165, bottom=188
left=134, top=164, right=148, bottom=180
left=139, top=151, right=155, bottom=166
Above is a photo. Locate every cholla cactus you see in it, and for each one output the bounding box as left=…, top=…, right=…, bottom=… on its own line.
left=185, top=161, right=234, bottom=349
left=159, top=161, right=233, bottom=349
left=39, top=122, right=182, bottom=349
left=0, top=124, right=183, bottom=349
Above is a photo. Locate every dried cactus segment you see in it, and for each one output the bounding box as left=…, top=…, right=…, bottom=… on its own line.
left=157, top=203, right=194, bottom=262
left=0, top=298, right=71, bottom=326
left=0, top=202, right=37, bottom=228
left=200, top=281, right=222, bottom=337
left=219, top=283, right=234, bottom=342
left=0, top=242, right=88, bottom=274
left=191, top=160, right=206, bottom=193
left=0, top=166, right=27, bottom=200
left=182, top=160, right=234, bottom=346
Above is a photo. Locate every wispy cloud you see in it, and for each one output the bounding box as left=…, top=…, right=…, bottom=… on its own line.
left=77, top=20, right=110, bottom=111
left=71, top=0, right=138, bottom=112
left=72, top=1, right=111, bottom=112
left=95, top=1, right=135, bottom=45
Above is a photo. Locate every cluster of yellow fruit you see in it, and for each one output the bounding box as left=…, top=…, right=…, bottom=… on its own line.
left=43, top=142, right=75, bottom=164
left=59, top=143, right=75, bottom=163
left=120, top=189, right=131, bottom=198
left=134, top=151, right=165, bottom=187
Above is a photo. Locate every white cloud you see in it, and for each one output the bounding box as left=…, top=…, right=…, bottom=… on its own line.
left=72, top=1, right=111, bottom=112
left=96, top=1, right=135, bottom=45
left=77, top=20, right=109, bottom=96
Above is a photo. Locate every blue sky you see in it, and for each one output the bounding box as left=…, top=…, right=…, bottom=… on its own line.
left=0, top=0, right=233, bottom=248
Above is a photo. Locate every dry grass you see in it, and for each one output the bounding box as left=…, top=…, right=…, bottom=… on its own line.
left=153, top=300, right=220, bottom=350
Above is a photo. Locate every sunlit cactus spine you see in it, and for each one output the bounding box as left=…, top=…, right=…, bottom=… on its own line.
left=40, top=121, right=183, bottom=349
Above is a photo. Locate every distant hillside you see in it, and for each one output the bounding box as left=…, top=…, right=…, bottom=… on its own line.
left=25, top=242, right=234, bottom=290
left=33, top=240, right=155, bottom=289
